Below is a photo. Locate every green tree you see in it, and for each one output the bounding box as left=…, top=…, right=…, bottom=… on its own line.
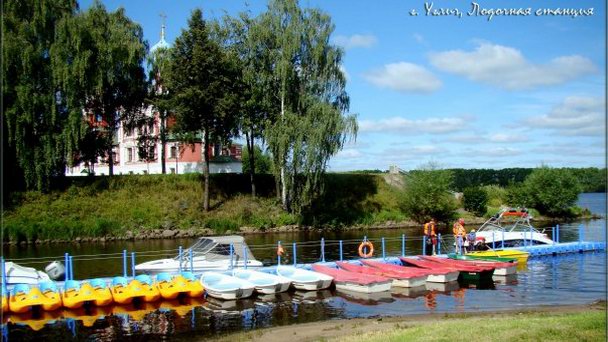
left=167, top=9, right=240, bottom=211
left=509, top=166, right=582, bottom=217
left=463, top=186, right=488, bottom=217
left=400, top=168, right=458, bottom=224
left=242, top=145, right=273, bottom=174
left=211, top=11, right=274, bottom=198
left=3, top=0, right=78, bottom=190
left=52, top=0, right=148, bottom=176
left=262, top=0, right=357, bottom=213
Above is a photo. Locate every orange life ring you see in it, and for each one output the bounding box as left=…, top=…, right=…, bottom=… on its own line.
left=358, top=241, right=374, bottom=258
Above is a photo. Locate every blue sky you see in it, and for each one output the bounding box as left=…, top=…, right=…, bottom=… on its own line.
left=82, top=0, right=606, bottom=171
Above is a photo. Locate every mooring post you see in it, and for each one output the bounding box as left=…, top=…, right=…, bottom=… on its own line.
left=69, top=256, right=74, bottom=280
left=321, top=238, right=326, bottom=262
left=363, top=236, right=368, bottom=257
left=530, top=226, right=533, bottom=247
left=122, top=250, right=127, bottom=278
left=492, top=231, right=496, bottom=250
left=230, top=243, right=234, bottom=269
left=277, top=241, right=281, bottom=266
left=401, top=234, right=406, bottom=257
left=178, top=246, right=183, bottom=273
left=339, top=240, right=343, bottom=261
left=556, top=224, right=560, bottom=243
left=422, top=235, right=427, bottom=255
left=189, top=248, right=194, bottom=272
left=502, top=229, right=505, bottom=249
left=293, top=242, right=297, bottom=266
left=65, top=253, right=70, bottom=281
left=242, top=246, right=248, bottom=270
left=382, top=237, right=386, bottom=259
left=438, top=233, right=442, bottom=254
left=131, top=252, right=136, bottom=278
left=1, top=257, right=7, bottom=297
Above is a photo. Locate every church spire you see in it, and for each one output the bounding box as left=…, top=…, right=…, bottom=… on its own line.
left=160, top=12, right=166, bottom=41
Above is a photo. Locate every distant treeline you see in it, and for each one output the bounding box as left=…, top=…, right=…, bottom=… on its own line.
left=348, top=167, right=606, bottom=193
left=447, top=168, right=606, bottom=193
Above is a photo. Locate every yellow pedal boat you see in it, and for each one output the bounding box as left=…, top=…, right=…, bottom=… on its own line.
left=61, top=280, right=100, bottom=309
left=9, top=283, right=62, bottom=313
left=467, top=249, right=529, bottom=264
left=110, top=277, right=147, bottom=305
left=134, top=275, right=161, bottom=302
left=87, top=279, right=114, bottom=306
left=156, top=272, right=204, bottom=300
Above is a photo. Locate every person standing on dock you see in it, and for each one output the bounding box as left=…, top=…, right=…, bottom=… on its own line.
left=453, top=218, right=467, bottom=254
left=423, top=218, right=438, bottom=255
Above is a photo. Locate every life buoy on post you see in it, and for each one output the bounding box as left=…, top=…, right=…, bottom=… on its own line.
left=358, top=241, right=374, bottom=258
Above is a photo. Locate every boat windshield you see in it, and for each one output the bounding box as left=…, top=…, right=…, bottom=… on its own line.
left=179, top=236, right=257, bottom=262
left=477, top=209, right=540, bottom=233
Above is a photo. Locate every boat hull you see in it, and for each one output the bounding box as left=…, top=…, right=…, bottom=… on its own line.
left=334, top=280, right=392, bottom=294
left=467, top=250, right=529, bottom=264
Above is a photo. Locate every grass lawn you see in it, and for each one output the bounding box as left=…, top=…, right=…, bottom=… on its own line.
left=331, top=310, right=606, bottom=342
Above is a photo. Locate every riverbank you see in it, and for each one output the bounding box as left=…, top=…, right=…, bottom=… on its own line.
left=3, top=174, right=600, bottom=245
left=212, top=301, right=606, bottom=342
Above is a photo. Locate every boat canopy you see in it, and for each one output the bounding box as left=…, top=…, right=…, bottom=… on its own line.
left=477, top=208, right=540, bottom=233
left=181, top=236, right=257, bottom=263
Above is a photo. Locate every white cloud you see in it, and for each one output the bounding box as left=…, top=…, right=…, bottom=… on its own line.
left=429, top=43, right=597, bottom=90
left=333, top=34, right=377, bottom=49
left=524, top=96, right=605, bottom=136
left=363, top=62, right=442, bottom=93
left=359, top=116, right=468, bottom=134
left=487, top=133, right=529, bottom=143
left=470, top=146, right=523, bottom=157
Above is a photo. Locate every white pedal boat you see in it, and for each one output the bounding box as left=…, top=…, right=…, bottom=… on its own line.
left=272, top=266, right=333, bottom=291
left=200, top=272, right=255, bottom=300
left=230, top=269, right=290, bottom=294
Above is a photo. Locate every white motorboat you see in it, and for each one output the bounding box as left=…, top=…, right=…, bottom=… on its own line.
left=135, top=236, right=263, bottom=274
left=199, top=272, right=255, bottom=300
left=3, top=262, right=51, bottom=286
left=271, top=266, right=333, bottom=291
left=474, top=208, right=554, bottom=248
left=229, top=269, right=289, bottom=294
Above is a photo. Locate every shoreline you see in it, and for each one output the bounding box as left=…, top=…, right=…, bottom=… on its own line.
left=210, top=300, right=607, bottom=342
left=3, top=215, right=602, bottom=246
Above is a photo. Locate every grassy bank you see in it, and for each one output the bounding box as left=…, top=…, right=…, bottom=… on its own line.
left=334, top=310, right=606, bottom=342
left=2, top=173, right=404, bottom=241
left=214, top=302, right=606, bottom=342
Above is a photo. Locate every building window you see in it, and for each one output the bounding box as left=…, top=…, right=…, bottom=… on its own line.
left=170, top=146, right=177, bottom=159
left=127, top=148, right=133, bottom=162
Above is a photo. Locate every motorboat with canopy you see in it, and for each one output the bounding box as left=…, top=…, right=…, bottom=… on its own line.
left=474, top=208, right=554, bottom=248
left=135, top=236, right=263, bottom=274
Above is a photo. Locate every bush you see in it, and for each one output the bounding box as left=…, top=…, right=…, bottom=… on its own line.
left=463, top=186, right=488, bottom=217
left=399, top=169, right=458, bottom=224
left=508, top=166, right=582, bottom=217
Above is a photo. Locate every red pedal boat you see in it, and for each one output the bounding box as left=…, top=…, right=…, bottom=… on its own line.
left=336, top=261, right=426, bottom=288
left=311, top=264, right=392, bottom=293
left=400, top=256, right=494, bottom=282
left=361, top=259, right=459, bottom=283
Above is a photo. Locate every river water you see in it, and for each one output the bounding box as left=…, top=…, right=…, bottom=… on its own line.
left=2, top=193, right=606, bottom=341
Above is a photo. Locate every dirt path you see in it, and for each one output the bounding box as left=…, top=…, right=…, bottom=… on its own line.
left=209, top=301, right=606, bottom=342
